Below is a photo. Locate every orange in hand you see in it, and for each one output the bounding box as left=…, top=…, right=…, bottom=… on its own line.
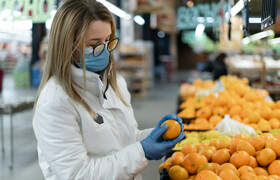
left=161, top=119, right=181, bottom=140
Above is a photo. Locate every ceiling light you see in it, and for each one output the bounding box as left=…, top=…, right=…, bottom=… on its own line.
left=268, top=37, right=280, bottom=45
left=242, top=30, right=275, bottom=44
left=249, top=17, right=261, bottom=24
left=195, top=24, right=205, bottom=38
left=97, top=0, right=131, bottom=20
left=134, top=15, right=145, bottom=25
left=231, top=0, right=251, bottom=17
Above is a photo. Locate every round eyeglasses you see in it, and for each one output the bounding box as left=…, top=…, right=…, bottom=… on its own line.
left=91, top=37, right=119, bottom=57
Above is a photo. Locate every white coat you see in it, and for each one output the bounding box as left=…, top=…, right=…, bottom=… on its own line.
left=33, top=65, right=153, bottom=180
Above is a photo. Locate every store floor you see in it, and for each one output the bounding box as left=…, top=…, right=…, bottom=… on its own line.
left=0, top=70, right=203, bottom=180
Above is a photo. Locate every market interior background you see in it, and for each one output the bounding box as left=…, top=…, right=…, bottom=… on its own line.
left=1, top=0, right=280, bottom=179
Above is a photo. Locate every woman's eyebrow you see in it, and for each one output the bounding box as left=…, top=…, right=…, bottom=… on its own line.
left=87, top=34, right=112, bottom=42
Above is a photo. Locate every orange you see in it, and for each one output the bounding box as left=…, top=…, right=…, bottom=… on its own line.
left=261, top=107, right=273, bottom=120
left=195, top=170, right=216, bottom=180
left=232, top=115, right=242, bottom=122
left=216, top=163, right=239, bottom=176
left=197, top=163, right=220, bottom=174
left=203, top=174, right=223, bottom=180
left=182, top=153, right=208, bottom=174
left=265, top=101, right=277, bottom=110
left=240, top=108, right=251, bottom=119
left=230, top=151, right=250, bottom=168
left=212, top=149, right=230, bottom=165
left=188, top=175, right=196, bottom=180
left=254, top=167, right=269, bottom=176
left=196, top=107, right=212, bottom=119
left=158, top=162, right=171, bottom=174
left=269, top=175, right=280, bottom=180
left=244, top=93, right=256, bottom=102
left=248, top=111, right=261, bottom=123
left=276, top=100, right=280, bottom=109
left=256, top=148, right=277, bottom=167
left=205, top=146, right=217, bottom=153
left=216, top=141, right=230, bottom=150
left=271, top=140, right=280, bottom=157
left=277, top=133, right=280, bottom=140
left=165, top=157, right=172, bottom=164
left=238, top=165, right=256, bottom=176
left=212, top=107, right=226, bottom=117
left=250, top=123, right=259, bottom=131
left=229, top=105, right=241, bottom=117
left=170, top=151, right=184, bottom=166
left=269, top=118, right=280, bottom=129
left=272, top=109, right=280, bottom=119
left=199, top=148, right=215, bottom=161
left=209, top=115, right=223, bottom=126
left=242, top=117, right=250, bottom=124
left=248, top=156, right=258, bottom=168
left=240, top=172, right=257, bottom=180
left=209, top=140, right=220, bottom=149
left=236, top=140, right=256, bottom=156
left=247, top=137, right=266, bottom=151
left=161, top=120, right=181, bottom=140
left=219, top=169, right=240, bottom=180
left=213, top=96, right=226, bottom=107
left=255, top=175, right=269, bottom=180
left=268, top=160, right=280, bottom=176
left=242, top=102, right=255, bottom=110
left=265, top=137, right=277, bottom=148
left=229, top=139, right=241, bottom=155
left=168, top=165, right=189, bottom=180
left=234, top=134, right=248, bottom=141
left=181, top=144, right=197, bottom=156
left=259, top=133, right=275, bottom=143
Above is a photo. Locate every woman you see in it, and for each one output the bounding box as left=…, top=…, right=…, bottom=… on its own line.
left=33, top=0, right=184, bottom=179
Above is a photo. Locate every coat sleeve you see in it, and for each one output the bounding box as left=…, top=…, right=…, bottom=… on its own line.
left=116, top=74, right=153, bottom=141
left=33, top=100, right=148, bottom=180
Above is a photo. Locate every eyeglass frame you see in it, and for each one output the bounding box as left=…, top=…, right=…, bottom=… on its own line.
left=90, top=37, right=119, bottom=57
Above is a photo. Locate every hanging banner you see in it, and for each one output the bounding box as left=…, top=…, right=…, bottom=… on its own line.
left=0, top=0, right=55, bottom=23
left=177, top=2, right=228, bottom=30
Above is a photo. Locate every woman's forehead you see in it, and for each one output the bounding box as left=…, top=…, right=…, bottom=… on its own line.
left=85, top=20, right=112, bottom=41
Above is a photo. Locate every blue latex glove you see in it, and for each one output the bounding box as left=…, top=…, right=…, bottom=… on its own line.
left=140, top=114, right=185, bottom=160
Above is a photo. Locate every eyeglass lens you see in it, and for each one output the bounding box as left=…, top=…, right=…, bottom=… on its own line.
left=93, top=38, right=119, bottom=57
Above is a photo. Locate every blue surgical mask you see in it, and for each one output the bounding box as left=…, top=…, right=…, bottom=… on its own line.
left=76, top=47, right=110, bottom=72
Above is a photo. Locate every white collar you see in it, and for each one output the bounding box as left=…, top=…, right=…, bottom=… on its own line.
left=70, top=65, right=122, bottom=109
left=71, top=65, right=103, bottom=98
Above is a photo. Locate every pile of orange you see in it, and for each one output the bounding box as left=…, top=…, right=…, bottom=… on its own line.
left=159, top=133, right=280, bottom=180
left=178, top=75, right=280, bottom=131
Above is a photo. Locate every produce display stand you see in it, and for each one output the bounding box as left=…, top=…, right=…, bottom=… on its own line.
left=160, top=76, right=280, bottom=179
left=0, top=97, right=34, bottom=169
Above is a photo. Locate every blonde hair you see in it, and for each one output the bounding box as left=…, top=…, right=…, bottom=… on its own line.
left=34, top=0, right=128, bottom=119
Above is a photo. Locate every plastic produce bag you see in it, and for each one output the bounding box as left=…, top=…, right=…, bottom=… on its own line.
left=215, top=114, right=257, bottom=137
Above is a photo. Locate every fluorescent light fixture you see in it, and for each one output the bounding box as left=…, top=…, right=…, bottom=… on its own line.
left=206, top=17, right=214, bottom=23
left=231, top=0, right=251, bottom=17
left=197, top=17, right=205, bottom=23
left=242, top=37, right=251, bottom=44
left=195, top=24, right=205, bottom=38
left=249, top=17, right=261, bottom=24
left=268, top=37, right=280, bottom=45
left=242, top=30, right=275, bottom=44
left=97, top=0, right=131, bottom=20
left=133, top=15, right=145, bottom=25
